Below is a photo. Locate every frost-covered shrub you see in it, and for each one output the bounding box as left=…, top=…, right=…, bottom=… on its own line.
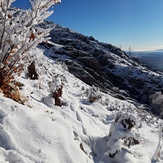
left=49, top=75, right=63, bottom=106
left=0, top=0, right=60, bottom=90
left=106, top=111, right=140, bottom=158
left=150, top=91, right=163, bottom=117
left=85, top=85, right=101, bottom=103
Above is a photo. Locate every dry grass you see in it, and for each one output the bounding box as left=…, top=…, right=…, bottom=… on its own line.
left=0, top=81, right=25, bottom=104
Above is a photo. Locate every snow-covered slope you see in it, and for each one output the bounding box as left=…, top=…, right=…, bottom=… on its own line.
left=0, top=47, right=163, bottom=163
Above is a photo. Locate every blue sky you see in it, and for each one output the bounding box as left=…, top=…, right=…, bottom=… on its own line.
left=12, top=0, right=163, bottom=51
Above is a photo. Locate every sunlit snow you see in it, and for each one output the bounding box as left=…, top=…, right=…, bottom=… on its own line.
left=0, top=47, right=162, bottom=163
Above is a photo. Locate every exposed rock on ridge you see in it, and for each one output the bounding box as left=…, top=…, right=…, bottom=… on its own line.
left=41, top=23, right=163, bottom=110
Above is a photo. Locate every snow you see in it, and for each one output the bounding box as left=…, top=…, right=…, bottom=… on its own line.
left=0, top=47, right=163, bottom=163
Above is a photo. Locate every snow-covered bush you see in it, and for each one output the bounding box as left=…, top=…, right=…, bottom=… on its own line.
left=106, top=111, right=140, bottom=158
left=150, top=91, right=163, bottom=117
left=85, top=85, right=101, bottom=103
left=0, top=0, right=60, bottom=101
left=49, top=75, right=63, bottom=106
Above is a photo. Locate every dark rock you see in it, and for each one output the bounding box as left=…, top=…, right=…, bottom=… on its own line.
left=42, top=23, right=163, bottom=115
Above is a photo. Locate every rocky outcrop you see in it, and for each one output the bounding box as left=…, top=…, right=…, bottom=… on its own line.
left=41, top=24, right=163, bottom=108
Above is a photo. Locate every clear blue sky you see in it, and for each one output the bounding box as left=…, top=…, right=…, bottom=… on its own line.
left=12, top=0, right=163, bottom=51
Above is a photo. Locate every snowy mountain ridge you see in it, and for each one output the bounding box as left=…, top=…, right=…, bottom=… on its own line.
left=41, top=23, right=163, bottom=116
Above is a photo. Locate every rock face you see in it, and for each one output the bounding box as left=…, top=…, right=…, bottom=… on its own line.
left=41, top=23, right=163, bottom=107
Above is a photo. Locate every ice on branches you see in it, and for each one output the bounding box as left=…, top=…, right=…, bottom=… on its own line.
left=0, top=0, right=61, bottom=86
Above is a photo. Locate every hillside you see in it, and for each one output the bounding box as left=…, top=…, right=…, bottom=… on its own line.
left=40, top=23, right=163, bottom=116
left=0, top=47, right=162, bottom=163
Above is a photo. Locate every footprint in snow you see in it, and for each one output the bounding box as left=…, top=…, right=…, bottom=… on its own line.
left=0, top=109, right=7, bottom=128
left=0, top=109, right=15, bottom=151
left=76, top=111, right=83, bottom=122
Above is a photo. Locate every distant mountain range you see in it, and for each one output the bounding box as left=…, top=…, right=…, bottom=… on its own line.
left=128, top=50, right=163, bottom=71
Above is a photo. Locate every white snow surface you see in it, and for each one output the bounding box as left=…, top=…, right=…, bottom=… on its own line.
left=0, top=47, right=163, bottom=163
